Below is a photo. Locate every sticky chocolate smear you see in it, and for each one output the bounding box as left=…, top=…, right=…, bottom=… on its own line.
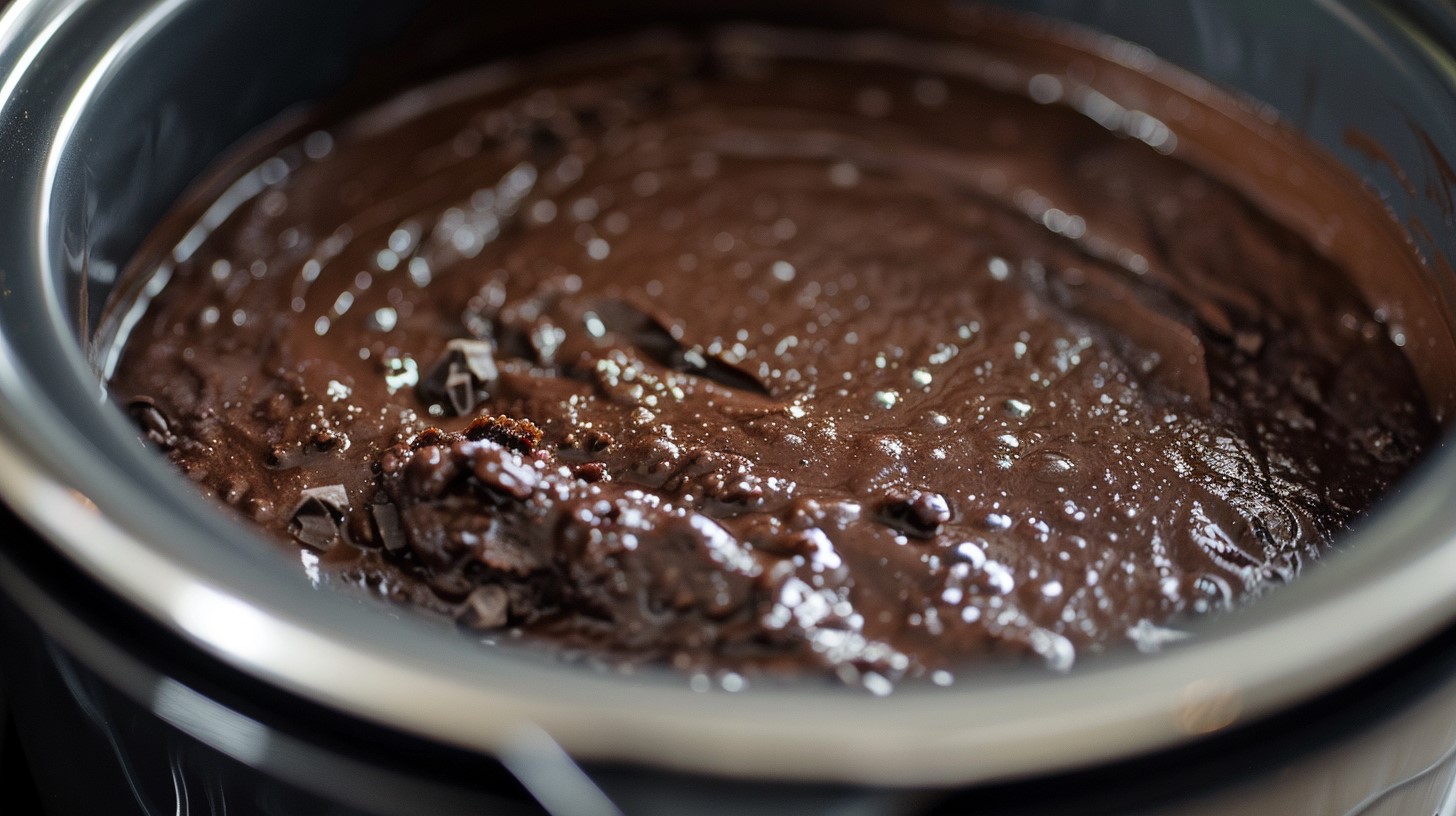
left=108, top=20, right=1439, bottom=687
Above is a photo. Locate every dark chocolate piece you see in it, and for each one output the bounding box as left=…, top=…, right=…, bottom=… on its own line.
left=288, top=484, right=349, bottom=551
left=371, top=501, right=407, bottom=553
left=419, top=339, right=499, bottom=416
left=126, top=396, right=176, bottom=450
left=458, top=585, right=510, bottom=630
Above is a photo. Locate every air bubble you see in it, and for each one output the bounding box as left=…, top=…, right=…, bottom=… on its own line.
left=988, top=257, right=1011, bottom=281
left=388, top=226, right=418, bottom=255
left=1127, top=619, right=1192, bottom=654
left=1028, top=74, right=1064, bottom=104
left=862, top=672, right=893, bottom=696
left=383, top=356, right=419, bottom=393
left=259, top=156, right=290, bottom=186
left=1004, top=398, right=1033, bottom=418
left=955, top=542, right=986, bottom=567
left=371, top=307, right=398, bottom=332
left=983, top=513, right=1013, bottom=532
left=1030, top=628, right=1075, bottom=672
left=829, top=162, right=861, bottom=188
left=303, top=130, right=334, bottom=160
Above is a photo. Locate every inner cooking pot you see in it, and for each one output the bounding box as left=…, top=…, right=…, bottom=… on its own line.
left=4, top=0, right=1456, bottom=801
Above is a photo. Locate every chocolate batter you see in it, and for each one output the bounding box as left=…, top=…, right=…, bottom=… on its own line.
left=106, top=19, right=1438, bottom=688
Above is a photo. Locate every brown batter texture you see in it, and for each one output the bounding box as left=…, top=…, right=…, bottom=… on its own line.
left=106, top=19, right=1437, bottom=689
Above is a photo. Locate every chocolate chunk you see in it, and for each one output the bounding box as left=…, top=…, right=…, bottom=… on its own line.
left=418, top=339, right=499, bottom=416
left=126, top=396, right=176, bottom=450
left=878, top=490, right=952, bottom=539
left=403, top=444, right=461, bottom=498
left=371, top=501, right=407, bottom=553
left=463, top=414, right=543, bottom=455
left=396, top=425, right=547, bottom=501
left=469, top=443, right=540, bottom=500
left=288, top=484, right=349, bottom=550
left=458, top=584, right=510, bottom=630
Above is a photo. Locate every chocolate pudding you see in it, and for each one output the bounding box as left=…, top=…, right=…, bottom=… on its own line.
left=105, top=14, right=1438, bottom=689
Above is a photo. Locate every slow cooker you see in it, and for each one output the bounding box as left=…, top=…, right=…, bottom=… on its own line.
left=5, top=0, right=1456, bottom=813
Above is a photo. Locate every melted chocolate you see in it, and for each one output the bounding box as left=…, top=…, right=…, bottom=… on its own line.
left=106, top=20, right=1438, bottom=688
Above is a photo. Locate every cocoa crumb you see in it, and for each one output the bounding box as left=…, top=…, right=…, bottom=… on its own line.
left=411, top=427, right=449, bottom=449
left=463, top=414, right=543, bottom=455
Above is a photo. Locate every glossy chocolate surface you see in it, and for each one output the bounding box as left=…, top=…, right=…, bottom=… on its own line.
left=108, top=18, right=1437, bottom=687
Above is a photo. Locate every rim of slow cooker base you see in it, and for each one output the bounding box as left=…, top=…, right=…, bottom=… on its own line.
left=18, top=499, right=1456, bottom=815
left=4, top=0, right=1456, bottom=788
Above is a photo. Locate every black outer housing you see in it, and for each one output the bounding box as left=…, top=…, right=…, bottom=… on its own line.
left=11, top=497, right=1456, bottom=814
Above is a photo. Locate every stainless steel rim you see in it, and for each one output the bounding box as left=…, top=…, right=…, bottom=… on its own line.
left=1, top=0, right=1455, bottom=786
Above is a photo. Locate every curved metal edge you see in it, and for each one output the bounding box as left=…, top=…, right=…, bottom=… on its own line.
left=32, top=0, right=192, bottom=362
left=0, top=538, right=538, bottom=816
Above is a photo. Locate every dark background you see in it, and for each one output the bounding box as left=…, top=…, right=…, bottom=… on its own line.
left=2, top=507, right=51, bottom=814
left=0, top=0, right=42, bottom=800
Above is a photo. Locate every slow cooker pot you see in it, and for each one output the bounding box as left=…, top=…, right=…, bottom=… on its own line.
left=5, top=0, right=1456, bottom=813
